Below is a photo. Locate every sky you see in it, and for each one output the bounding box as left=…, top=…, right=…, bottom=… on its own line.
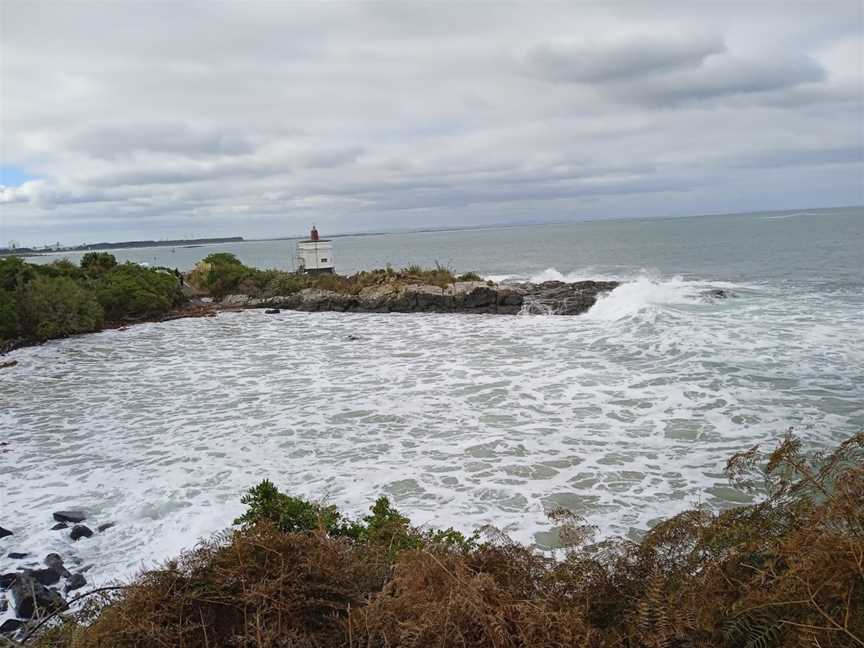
left=1, top=1, right=862, bottom=246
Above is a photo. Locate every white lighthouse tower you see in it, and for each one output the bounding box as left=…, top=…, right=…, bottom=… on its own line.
left=296, top=226, right=335, bottom=274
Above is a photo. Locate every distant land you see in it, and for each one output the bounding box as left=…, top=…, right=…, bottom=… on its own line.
left=0, top=236, right=245, bottom=258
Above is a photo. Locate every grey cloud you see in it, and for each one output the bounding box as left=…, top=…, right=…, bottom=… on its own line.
left=731, top=146, right=863, bottom=169
left=1, top=2, right=861, bottom=244
left=625, top=55, right=827, bottom=106
left=523, top=35, right=725, bottom=83
left=65, top=123, right=257, bottom=159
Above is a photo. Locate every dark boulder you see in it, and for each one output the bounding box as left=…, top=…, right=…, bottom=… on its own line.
left=0, top=619, right=24, bottom=634
left=97, top=522, right=115, bottom=532
left=53, top=511, right=87, bottom=523
left=0, top=526, right=12, bottom=538
left=264, top=308, right=281, bottom=314
left=519, top=280, right=620, bottom=316
left=70, top=525, right=93, bottom=541
left=0, top=573, right=17, bottom=589
left=65, top=573, right=87, bottom=593
left=7, top=552, right=28, bottom=560
left=28, top=567, right=63, bottom=586
left=10, top=572, right=67, bottom=619
left=51, top=522, right=68, bottom=530
left=44, top=553, right=64, bottom=570
left=702, top=288, right=732, bottom=300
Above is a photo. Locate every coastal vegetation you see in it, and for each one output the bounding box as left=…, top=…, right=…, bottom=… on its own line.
left=0, top=254, right=184, bottom=349
left=29, top=431, right=864, bottom=648
left=0, top=252, right=491, bottom=352
left=187, top=252, right=484, bottom=300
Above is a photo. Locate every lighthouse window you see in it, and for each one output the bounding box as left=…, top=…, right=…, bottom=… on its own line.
left=321, top=258, right=328, bottom=263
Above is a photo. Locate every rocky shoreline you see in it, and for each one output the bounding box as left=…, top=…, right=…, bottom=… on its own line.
left=219, top=279, right=622, bottom=315
left=0, top=512, right=111, bottom=640
left=0, top=280, right=625, bottom=361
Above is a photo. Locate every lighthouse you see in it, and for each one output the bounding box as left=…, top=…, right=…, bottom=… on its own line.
left=296, top=225, right=335, bottom=274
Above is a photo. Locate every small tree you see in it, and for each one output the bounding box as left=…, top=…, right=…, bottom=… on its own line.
left=80, top=252, right=118, bottom=275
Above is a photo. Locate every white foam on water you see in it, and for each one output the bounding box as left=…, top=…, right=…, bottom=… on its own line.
left=528, top=267, right=627, bottom=284
left=1, top=281, right=862, bottom=595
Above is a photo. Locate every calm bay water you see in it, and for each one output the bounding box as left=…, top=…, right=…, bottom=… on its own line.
left=3, top=206, right=862, bottom=591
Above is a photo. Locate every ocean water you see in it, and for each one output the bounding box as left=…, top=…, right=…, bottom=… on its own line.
left=2, top=206, right=863, bottom=592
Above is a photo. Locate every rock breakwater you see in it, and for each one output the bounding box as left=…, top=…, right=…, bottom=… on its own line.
left=221, top=280, right=620, bottom=316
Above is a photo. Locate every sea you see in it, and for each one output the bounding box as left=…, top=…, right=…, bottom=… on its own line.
left=2, top=206, right=862, bottom=590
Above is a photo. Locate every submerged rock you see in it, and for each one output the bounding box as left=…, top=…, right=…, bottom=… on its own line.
left=264, top=308, right=280, bottom=314
left=53, top=511, right=87, bottom=524
left=97, top=522, right=115, bottom=532
left=702, top=288, right=733, bottom=300
left=65, top=573, right=87, bottom=593
left=7, top=552, right=28, bottom=560
left=28, top=567, right=62, bottom=587
left=10, top=572, right=67, bottom=619
left=0, top=573, right=17, bottom=589
left=44, top=553, right=64, bottom=570
left=0, top=526, right=12, bottom=538
left=51, top=522, right=68, bottom=530
left=70, top=525, right=93, bottom=541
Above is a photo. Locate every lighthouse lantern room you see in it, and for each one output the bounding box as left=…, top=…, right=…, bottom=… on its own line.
left=296, top=226, right=335, bottom=274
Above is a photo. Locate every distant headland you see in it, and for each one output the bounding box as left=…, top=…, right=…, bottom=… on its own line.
left=0, top=236, right=245, bottom=258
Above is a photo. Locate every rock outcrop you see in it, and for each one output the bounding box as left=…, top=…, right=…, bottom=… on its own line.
left=52, top=511, right=87, bottom=524
left=9, top=572, right=67, bottom=619
left=238, top=280, right=619, bottom=316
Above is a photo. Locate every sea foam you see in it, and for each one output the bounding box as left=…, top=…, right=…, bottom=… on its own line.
left=1, top=275, right=862, bottom=590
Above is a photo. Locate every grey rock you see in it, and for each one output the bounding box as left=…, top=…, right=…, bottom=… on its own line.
left=221, top=294, right=251, bottom=306
left=70, top=525, right=93, bottom=541
left=53, top=511, right=87, bottom=523
left=44, top=553, right=63, bottom=569
left=519, top=280, right=619, bottom=316
left=10, top=572, right=67, bottom=619
left=51, top=522, right=68, bottom=530
left=0, top=526, right=12, bottom=538
left=28, top=567, right=62, bottom=586
left=7, top=552, right=27, bottom=560
left=463, top=286, right=496, bottom=309
left=97, top=522, right=115, bottom=532
left=223, top=278, right=620, bottom=317
left=702, top=288, right=733, bottom=300
left=65, top=573, right=87, bottom=593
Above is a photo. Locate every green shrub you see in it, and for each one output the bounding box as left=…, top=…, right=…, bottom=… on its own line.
left=0, top=256, right=37, bottom=290
left=234, top=479, right=347, bottom=535
left=187, top=253, right=259, bottom=299
left=0, top=289, right=19, bottom=340
left=95, top=264, right=182, bottom=321
left=17, top=275, right=104, bottom=339
left=235, top=480, right=479, bottom=555
left=80, top=252, right=118, bottom=274
left=186, top=255, right=486, bottom=300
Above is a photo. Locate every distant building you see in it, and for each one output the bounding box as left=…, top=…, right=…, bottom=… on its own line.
left=296, top=226, right=335, bottom=274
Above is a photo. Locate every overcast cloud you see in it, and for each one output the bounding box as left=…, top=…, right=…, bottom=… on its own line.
left=1, top=1, right=862, bottom=245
